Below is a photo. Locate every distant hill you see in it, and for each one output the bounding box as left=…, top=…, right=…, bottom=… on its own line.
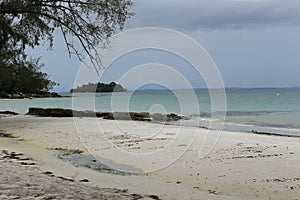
left=70, top=82, right=127, bottom=93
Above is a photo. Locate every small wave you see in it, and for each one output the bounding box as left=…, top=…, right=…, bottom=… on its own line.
left=195, top=110, right=295, bottom=118
left=166, top=117, right=300, bottom=138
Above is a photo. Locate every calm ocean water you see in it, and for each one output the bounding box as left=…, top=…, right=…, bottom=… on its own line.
left=1, top=88, right=299, bottom=136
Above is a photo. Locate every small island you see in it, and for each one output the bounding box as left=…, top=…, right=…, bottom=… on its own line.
left=70, top=82, right=127, bottom=93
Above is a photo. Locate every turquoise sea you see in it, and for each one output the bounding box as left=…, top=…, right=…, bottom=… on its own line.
left=1, top=88, right=299, bottom=137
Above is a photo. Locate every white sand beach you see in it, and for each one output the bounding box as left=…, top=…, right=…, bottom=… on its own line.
left=1, top=115, right=300, bottom=199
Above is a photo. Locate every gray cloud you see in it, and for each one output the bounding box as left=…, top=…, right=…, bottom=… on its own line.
left=130, top=0, right=300, bottom=30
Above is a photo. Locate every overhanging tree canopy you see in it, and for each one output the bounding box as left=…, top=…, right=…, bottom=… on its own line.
left=0, top=0, right=133, bottom=96
left=0, top=0, right=134, bottom=71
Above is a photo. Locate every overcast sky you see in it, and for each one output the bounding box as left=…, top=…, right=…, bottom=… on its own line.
left=31, top=0, right=300, bottom=91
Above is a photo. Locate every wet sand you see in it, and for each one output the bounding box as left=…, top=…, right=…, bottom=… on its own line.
left=1, top=115, right=300, bottom=199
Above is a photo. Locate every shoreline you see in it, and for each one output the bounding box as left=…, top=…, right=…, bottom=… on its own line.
left=0, top=92, right=64, bottom=99
left=166, top=120, right=300, bottom=138
left=1, top=107, right=300, bottom=138
left=23, top=107, right=300, bottom=138
left=1, top=115, right=300, bottom=199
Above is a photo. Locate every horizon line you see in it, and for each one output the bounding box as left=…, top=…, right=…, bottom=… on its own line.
left=56, top=86, right=300, bottom=93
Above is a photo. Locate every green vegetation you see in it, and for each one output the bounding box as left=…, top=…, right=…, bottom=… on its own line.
left=0, top=58, right=56, bottom=98
left=0, top=0, right=133, bottom=97
left=70, top=82, right=127, bottom=93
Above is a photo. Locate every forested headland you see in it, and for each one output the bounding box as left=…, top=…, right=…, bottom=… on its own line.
left=0, top=59, right=57, bottom=98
